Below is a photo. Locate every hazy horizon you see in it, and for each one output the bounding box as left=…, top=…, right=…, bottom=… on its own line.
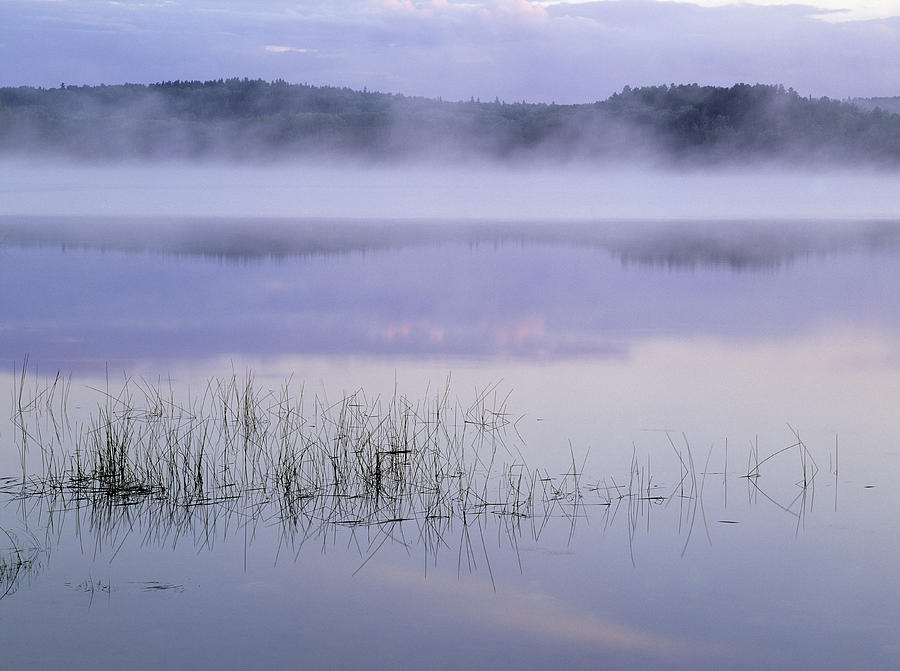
left=4, top=0, right=899, bottom=223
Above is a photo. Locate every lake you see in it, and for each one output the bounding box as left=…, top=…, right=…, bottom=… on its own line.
left=2, top=214, right=899, bottom=670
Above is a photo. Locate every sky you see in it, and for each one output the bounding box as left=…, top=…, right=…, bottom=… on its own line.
left=0, top=0, right=898, bottom=102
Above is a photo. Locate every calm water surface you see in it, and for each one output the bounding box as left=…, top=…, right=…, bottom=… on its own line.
left=1, top=216, right=899, bottom=670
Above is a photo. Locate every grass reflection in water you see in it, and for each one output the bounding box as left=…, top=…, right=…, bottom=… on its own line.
left=4, top=361, right=829, bottom=593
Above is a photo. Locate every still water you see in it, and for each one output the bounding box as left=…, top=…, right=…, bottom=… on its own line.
left=1, top=216, right=899, bottom=670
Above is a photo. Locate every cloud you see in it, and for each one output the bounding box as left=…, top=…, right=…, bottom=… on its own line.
left=0, top=0, right=899, bottom=99
left=366, top=564, right=730, bottom=659
left=649, top=0, right=900, bottom=23
left=264, top=45, right=312, bottom=54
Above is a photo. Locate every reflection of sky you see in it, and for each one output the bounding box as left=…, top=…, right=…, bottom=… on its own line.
left=2, top=218, right=898, bottom=470
left=3, top=219, right=900, bottom=670
left=3, top=218, right=894, bottom=483
left=1, top=220, right=899, bottom=371
left=4, top=465, right=900, bottom=671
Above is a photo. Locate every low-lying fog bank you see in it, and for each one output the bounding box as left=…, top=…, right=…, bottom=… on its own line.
left=1, top=159, right=898, bottom=220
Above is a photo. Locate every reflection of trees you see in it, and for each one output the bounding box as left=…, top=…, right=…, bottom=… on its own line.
left=3, top=217, right=899, bottom=270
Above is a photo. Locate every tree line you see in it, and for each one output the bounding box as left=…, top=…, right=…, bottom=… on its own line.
left=0, top=78, right=898, bottom=164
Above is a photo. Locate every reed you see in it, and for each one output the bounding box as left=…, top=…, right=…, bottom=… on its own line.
left=0, top=526, right=44, bottom=601
left=5, top=366, right=829, bottom=570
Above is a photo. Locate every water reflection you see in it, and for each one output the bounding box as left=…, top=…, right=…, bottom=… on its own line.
left=4, top=216, right=900, bottom=266
left=0, top=392, right=869, bottom=671
left=2, top=368, right=832, bottom=596
left=2, top=216, right=899, bottom=370
left=2, top=216, right=900, bottom=670
left=0, top=519, right=45, bottom=601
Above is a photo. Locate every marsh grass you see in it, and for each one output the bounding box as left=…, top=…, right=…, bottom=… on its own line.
left=10, top=369, right=554, bottom=561
left=6, top=366, right=827, bottom=575
left=0, top=525, right=44, bottom=601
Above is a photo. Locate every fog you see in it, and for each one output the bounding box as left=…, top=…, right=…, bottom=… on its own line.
left=1, top=159, right=898, bottom=220
left=3, top=80, right=897, bottom=219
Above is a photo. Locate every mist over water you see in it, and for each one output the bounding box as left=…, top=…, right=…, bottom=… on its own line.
left=1, top=159, right=899, bottom=220
left=3, top=2, right=900, bottom=665
left=2, top=97, right=899, bottom=671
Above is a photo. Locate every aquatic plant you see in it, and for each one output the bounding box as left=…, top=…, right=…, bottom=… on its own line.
left=0, top=525, right=44, bottom=601
left=5, top=364, right=828, bottom=576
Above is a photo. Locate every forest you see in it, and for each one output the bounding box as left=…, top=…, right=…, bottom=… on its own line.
left=1, top=79, right=898, bottom=164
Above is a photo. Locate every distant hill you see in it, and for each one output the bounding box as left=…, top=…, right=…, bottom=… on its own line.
left=1, top=79, right=898, bottom=165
